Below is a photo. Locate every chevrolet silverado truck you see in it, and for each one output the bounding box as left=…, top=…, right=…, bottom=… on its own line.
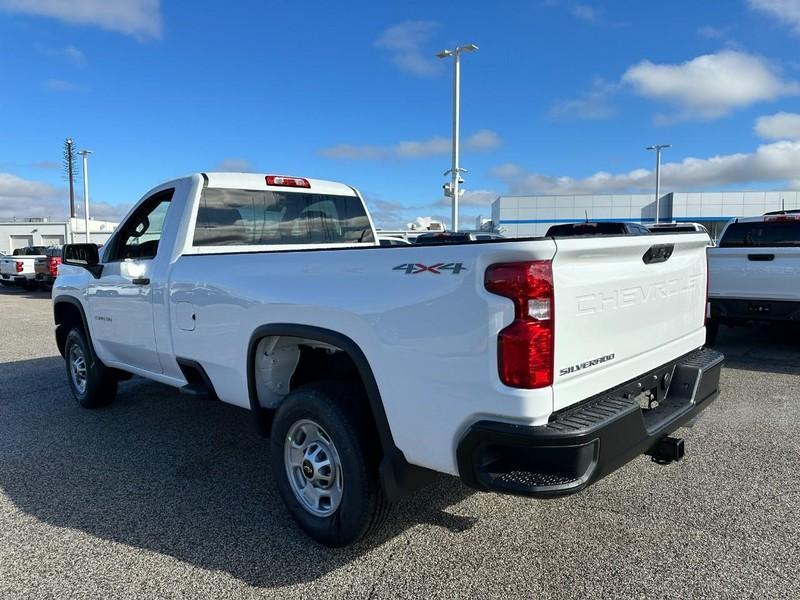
left=1, top=246, right=46, bottom=290
left=708, top=211, right=800, bottom=342
left=52, top=172, right=723, bottom=546
left=34, top=247, right=63, bottom=290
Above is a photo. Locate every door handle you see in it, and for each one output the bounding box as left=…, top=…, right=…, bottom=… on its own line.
left=747, top=254, right=774, bottom=261
left=132, top=277, right=150, bottom=285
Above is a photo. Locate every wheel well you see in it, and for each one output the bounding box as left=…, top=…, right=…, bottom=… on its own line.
left=54, top=301, right=85, bottom=357
left=253, top=336, right=364, bottom=411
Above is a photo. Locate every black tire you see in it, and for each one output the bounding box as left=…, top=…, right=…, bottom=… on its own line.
left=24, top=280, right=39, bottom=291
left=705, top=318, right=720, bottom=345
left=270, top=381, right=391, bottom=547
left=64, top=327, right=118, bottom=409
left=0, top=281, right=11, bottom=287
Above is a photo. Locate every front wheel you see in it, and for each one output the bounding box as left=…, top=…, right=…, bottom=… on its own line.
left=270, top=381, right=391, bottom=547
left=64, top=327, right=118, bottom=408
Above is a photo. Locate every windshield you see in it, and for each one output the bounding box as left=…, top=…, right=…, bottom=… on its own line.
left=718, top=220, right=800, bottom=247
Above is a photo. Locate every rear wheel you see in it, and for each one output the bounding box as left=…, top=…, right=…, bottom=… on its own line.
left=270, top=381, right=391, bottom=547
left=65, top=327, right=118, bottom=408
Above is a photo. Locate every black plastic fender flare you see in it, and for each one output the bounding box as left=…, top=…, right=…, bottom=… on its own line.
left=246, top=323, right=436, bottom=500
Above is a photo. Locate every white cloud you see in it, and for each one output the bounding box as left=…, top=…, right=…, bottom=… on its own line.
left=375, top=21, right=441, bottom=77
left=435, top=189, right=498, bottom=208
left=622, top=50, right=798, bottom=120
left=755, top=112, right=800, bottom=139
left=43, top=79, right=84, bottom=92
left=489, top=163, right=524, bottom=179
left=37, top=43, right=87, bottom=64
left=571, top=4, right=598, bottom=22
left=320, top=130, right=502, bottom=160
left=491, top=141, right=800, bottom=194
left=697, top=25, right=727, bottom=39
left=212, top=158, right=257, bottom=172
left=465, top=129, right=502, bottom=151
left=394, top=137, right=450, bottom=158
left=748, top=0, right=800, bottom=34
left=33, top=160, right=60, bottom=170
left=0, top=0, right=163, bottom=40
left=365, top=191, right=496, bottom=230
left=549, top=78, right=618, bottom=120
left=63, top=44, right=86, bottom=65
left=0, top=172, right=129, bottom=222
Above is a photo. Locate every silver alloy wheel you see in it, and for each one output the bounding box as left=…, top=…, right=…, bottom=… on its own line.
left=284, top=419, right=344, bottom=517
left=69, top=343, right=88, bottom=396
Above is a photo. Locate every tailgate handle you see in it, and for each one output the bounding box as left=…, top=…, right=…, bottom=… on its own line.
left=642, top=244, right=674, bottom=264
left=747, top=253, right=774, bottom=261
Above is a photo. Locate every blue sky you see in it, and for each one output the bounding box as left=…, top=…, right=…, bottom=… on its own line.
left=2, top=0, right=800, bottom=228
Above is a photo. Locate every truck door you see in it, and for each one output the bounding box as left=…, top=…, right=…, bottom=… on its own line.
left=85, top=189, right=174, bottom=374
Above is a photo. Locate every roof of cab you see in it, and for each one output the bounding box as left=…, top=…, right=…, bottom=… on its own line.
left=202, top=172, right=358, bottom=197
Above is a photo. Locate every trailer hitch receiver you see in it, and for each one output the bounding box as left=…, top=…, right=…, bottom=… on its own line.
left=646, top=436, right=685, bottom=464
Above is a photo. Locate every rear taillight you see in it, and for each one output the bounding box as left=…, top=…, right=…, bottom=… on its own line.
left=485, top=260, right=554, bottom=389
left=764, top=214, right=800, bottom=222
left=48, top=258, right=59, bottom=276
left=15, top=261, right=23, bottom=273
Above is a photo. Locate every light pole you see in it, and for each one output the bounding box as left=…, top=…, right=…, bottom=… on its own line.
left=646, top=144, right=670, bottom=224
left=78, top=150, right=93, bottom=243
left=437, top=43, right=478, bottom=232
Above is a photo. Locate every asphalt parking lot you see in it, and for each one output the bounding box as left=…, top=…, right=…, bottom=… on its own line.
left=1, top=287, right=798, bottom=599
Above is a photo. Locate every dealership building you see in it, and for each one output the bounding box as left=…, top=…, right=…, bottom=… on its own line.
left=491, top=190, right=800, bottom=240
left=0, top=217, right=119, bottom=254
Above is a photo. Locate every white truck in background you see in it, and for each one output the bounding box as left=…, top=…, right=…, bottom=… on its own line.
left=1, top=246, right=47, bottom=290
left=708, top=211, right=800, bottom=342
left=52, top=172, right=723, bottom=546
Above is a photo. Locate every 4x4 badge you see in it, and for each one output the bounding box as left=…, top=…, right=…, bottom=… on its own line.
left=393, top=263, right=467, bottom=275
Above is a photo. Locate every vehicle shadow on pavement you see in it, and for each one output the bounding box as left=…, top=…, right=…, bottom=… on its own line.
left=0, top=286, right=52, bottom=300
left=708, top=323, right=800, bottom=376
left=0, top=355, right=476, bottom=588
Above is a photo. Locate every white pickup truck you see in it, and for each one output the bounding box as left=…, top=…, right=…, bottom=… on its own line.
left=708, top=211, right=800, bottom=341
left=1, top=247, right=46, bottom=290
left=53, top=172, right=723, bottom=546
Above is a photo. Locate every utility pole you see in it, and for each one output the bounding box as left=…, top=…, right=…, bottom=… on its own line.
left=63, top=138, right=78, bottom=218
left=646, top=144, right=670, bottom=224
left=437, top=43, right=478, bottom=232
left=78, top=150, right=92, bottom=243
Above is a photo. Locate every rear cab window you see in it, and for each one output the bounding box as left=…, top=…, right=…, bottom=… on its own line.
left=719, top=220, right=800, bottom=247
left=193, top=188, right=375, bottom=248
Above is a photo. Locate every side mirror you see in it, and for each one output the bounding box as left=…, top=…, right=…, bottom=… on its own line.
left=62, top=243, right=103, bottom=278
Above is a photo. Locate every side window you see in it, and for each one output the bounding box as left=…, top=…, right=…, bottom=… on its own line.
left=108, top=189, right=174, bottom=261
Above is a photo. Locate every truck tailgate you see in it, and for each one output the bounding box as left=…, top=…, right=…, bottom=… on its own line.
left=709, top=247, right=800, bottom=301
left=550, top=233, right=708, bottom=412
